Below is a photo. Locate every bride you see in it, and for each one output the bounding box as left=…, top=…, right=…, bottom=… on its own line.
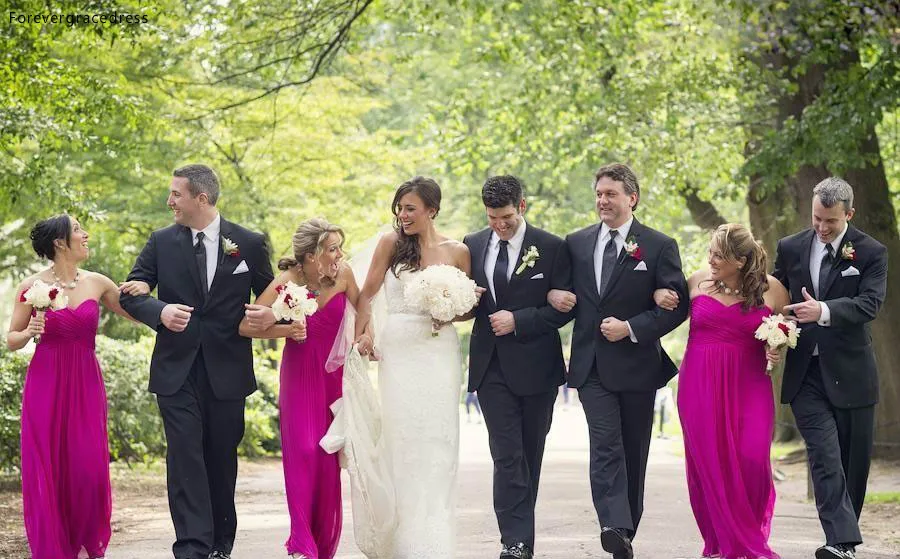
left=354, top=176, right=477, bottom=558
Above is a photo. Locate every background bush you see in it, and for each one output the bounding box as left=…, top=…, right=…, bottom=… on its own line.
left=0, top=336, right=283, bottom=473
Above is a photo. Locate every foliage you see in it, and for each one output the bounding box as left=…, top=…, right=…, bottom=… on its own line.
left=0, top=349, right=29, bottom=474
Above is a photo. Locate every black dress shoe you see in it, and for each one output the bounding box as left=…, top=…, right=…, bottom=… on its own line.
left=209, top=552, right=231, bottom=559
left=500, top=542, right=534, bottom=559
left=600, top=527, right=633, bottom=559
left=815, top=544, right=856, bottom=559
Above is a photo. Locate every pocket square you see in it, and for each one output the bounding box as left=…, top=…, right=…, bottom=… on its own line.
left=841, top=266, right=860, bottom=277
left=530, top=273, right=545, bottom=280
left=232, top=260, right=250, bottom=275
left=633, top=261, right=648, bottom=272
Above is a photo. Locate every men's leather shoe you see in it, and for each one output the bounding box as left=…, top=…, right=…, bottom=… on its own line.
left=209, top=552, right=231, bottom=559
left=815, top=544, right=856, bottom=559
left=600, top=527, right=634, bottom=559
left=500, top=542, right=534, bottom=559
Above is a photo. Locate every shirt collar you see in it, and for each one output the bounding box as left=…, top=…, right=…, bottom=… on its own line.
left=191, top=212, right=221, bottom=243
left=815, top=222, right=848, bottom=254
left=490, top=219, right=527, bottom=251
left=600, top=217, right=634, bottom=243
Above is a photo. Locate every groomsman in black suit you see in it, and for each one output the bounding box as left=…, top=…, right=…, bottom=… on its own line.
left=554, top=163, right=688, bottom=559
left=121, top=164, right=274, bottom=559
left=464, top=176, right=572, bottom=559
left=773, top=177, right=887, bottom=559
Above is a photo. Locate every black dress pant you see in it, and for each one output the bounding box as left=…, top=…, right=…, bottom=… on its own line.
left=157, top=351, right=246, bottom=559
left=478, top=352, right=557, bottom=550
left=791, top=357, right=873, bottom=546
left=578, top=367, right=655, bottom=537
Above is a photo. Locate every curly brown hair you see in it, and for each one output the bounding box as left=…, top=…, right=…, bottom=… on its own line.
left=703, top=223, right=769, bottom=312
left=389, top=176, right=442, bottom=275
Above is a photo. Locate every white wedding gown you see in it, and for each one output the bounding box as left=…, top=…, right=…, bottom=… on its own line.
left=378, top=268, right=461, bottom=558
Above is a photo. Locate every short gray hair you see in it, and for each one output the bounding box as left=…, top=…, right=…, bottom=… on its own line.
left=173, top=164, right=220, bottom=205
left=813, top=177, right=853, bottom=213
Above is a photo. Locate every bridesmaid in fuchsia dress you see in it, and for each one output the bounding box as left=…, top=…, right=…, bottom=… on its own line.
left=674, top=224, right=790, bottom=559
left=240, top=218, right=363, bottom=559
left=7, top=214, right=149, bottom=559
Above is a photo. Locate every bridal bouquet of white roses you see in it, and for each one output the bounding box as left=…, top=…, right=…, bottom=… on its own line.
left=20, top=279, right=68, bottom=343
left=272, top=281, right=319, bottom=322
left=754, top=313, right=800, bottom=372
left=404, top=264, right=478, bottom=336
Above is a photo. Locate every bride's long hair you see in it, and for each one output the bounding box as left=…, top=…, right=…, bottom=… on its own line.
left=389, top=176, right=442, bottom=275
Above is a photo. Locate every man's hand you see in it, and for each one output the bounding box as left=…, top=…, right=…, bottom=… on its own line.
left=489, top=310, right=516, bottom=336
left=783, top=286, right=822, bottom=324
left=289, top=319, right=307, bottom=343
left=547, top=289, right=577, bottom=313
left=244, top=304, right=277, bottom=330
left=600, top=316, right=630, bottom=342
left=653, top=288, right=679, bottom=311
left=161, top=304, right=194, bottom=332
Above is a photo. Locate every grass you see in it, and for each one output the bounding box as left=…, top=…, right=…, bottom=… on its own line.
left=866, top=492, right=900, bottom=504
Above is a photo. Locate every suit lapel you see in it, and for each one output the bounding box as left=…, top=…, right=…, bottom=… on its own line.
left=820, top=226, right=857, bottom=298
left=473, top=230, right=497, bottom=309
left=599, top=220, right=641, bottom=304
left=508, top=226, right=536, bottom=290
left=180, top=226, right=205, bottom=301
left=800, top=229, right=816, bottom=296
left=579, top=223, right=603, bottom=309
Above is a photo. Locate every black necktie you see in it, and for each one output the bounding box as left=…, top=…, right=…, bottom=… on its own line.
left=599, top=230, right=619, bottom=297
left=493, top=240, right=510, bottom=305
left=818, top=243, right=834, bottom=298
left=194, top=231, right=209, bottom=301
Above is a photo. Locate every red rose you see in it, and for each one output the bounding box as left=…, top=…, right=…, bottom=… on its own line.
left=632, top=247, right=643, bottom=260
left=284, top=294, right=293, bottom=304
left=306, top=292, right=316, bottom=299
left=848, top=252, right=856, bottom=261
left=275, top=284, right=285, bottom=294
left=777, top=323, right=790, bottom=335
left=18, top=291, right=26, bottom=302
left=233, top=251, right=240, bottom=258
left=49, top=288, right=59, bottom=300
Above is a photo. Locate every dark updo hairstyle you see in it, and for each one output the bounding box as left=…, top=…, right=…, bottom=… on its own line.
left=30, top=214, right=72, bottom=260
left=389, top=176, right=442, bottom=275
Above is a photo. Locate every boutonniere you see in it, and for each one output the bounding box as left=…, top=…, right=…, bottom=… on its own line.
left=515, top=245, right=540, bottom=275
left=222, top=237, right=240, bottom=258
left=841, top=242, right=856, bottom=261
left=624, top=236, right=642, bottom=260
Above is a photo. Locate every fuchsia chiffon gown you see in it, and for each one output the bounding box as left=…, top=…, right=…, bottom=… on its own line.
left=279, top=292, right=346, bottom=558
left=20, top=299, right=112, bottom=559
left=678, top=295, right=780, bottom=559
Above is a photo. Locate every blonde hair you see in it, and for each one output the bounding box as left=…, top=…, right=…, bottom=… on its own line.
left=277, top=218, right=345, bottom=286
left=704, top=223, right=769, bottom=312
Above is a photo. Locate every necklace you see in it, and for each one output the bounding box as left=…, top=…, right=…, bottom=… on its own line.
left=716, top=280, right=741, bottom=296
left=51, top=266, right=80, bottom=289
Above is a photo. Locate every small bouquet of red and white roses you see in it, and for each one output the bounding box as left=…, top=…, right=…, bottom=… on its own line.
left=19, top=279, right=68, bottom=343
left=272, top=281, right=319, bottom=323
left=754, top=313, right=800, bottom=372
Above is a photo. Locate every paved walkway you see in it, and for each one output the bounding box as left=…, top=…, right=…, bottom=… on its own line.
left=109, top=402, right=899, bottom=558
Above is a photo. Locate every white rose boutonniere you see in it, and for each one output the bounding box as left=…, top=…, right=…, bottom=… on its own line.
left=515, top=245, right=540, bottom=275
left=222, top=237, right=240, bottom=258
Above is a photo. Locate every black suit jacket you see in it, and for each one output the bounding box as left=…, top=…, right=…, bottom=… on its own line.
left=566, top=219, right=688, bottom=392
left=773, top=226, right=887, bottom=408
left=121, top=218, right=274, bottom=399
left=464, top=225, right=570, bottom=396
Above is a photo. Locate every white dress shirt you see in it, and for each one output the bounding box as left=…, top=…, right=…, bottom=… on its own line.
left=190, top=213, right=221, bottom=290
left=485, top=220, right=527, bottom=302
left=809, top=223, right=846, bottom=353
left=593, top=217, right=638, bottom=343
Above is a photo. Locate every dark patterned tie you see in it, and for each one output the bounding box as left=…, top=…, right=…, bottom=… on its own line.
left=493, top=240, right=510, bottom=306
left=599, top=230, right=618, bottom=297
left=194, top=231, right=209, bottom=301
left=818, top=243, right=834, bottom=298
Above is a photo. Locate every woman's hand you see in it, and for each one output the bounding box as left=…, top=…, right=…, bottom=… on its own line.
left=25, top=313, right=45, bottom=338
left=765, top=346, right=784, bottom=371
left=653, top=288, right=679, bottom=311
left=289, top=320, right=307, bottom=343
left=119, top=280, right=151, bottom=296
left=355, top=332, right=376, bottom=358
